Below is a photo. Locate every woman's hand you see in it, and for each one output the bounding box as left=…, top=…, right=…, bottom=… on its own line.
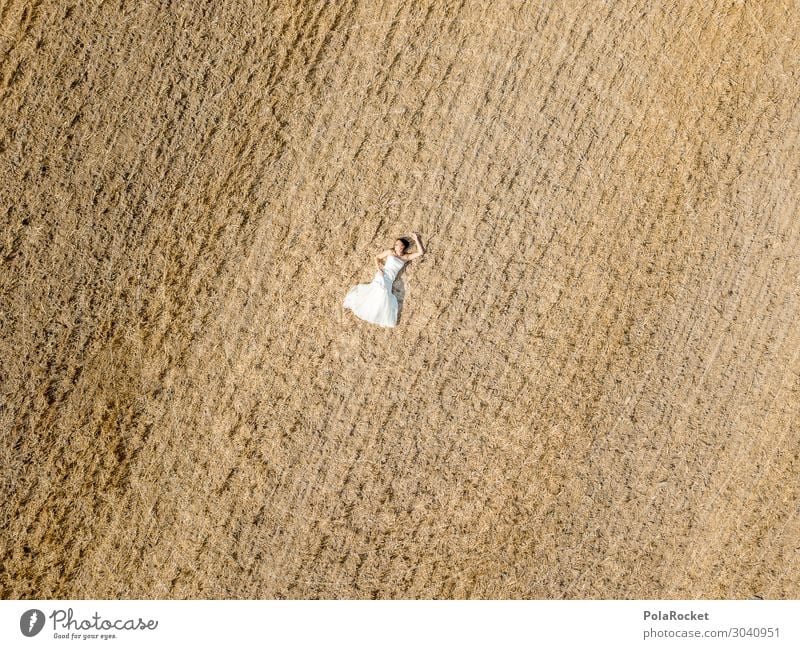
left=412, top=232, right=425, bottom=256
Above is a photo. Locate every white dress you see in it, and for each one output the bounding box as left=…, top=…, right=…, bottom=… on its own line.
left=343, top=254, right=406, bottom=327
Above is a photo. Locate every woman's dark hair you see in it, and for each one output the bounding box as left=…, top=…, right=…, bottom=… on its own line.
left=395, top=237, right=410, bottom=253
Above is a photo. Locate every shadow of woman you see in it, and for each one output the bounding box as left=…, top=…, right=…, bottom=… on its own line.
left=392, top=264, right=409, bottom=326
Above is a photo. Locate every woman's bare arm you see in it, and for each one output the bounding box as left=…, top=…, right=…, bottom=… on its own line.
left=375, top=249, right=391, bottom=270
left=404, top=232, right=425, bottom=260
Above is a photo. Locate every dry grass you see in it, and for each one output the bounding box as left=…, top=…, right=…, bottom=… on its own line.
left=1, top=0, right=799, bottom=599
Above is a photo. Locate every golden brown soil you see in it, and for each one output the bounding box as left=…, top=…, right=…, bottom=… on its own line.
left=1, top=0, right=799, bottom=599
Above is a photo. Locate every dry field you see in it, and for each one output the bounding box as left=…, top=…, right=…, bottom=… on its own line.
left=1, top=0, right=799, bottom=599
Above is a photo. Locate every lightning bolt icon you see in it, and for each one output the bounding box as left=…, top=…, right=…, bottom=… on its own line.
left=28, top=611, right=38, bottom=632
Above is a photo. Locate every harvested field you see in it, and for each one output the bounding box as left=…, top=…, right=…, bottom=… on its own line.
left=1, top=0, right=799, bottom=599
